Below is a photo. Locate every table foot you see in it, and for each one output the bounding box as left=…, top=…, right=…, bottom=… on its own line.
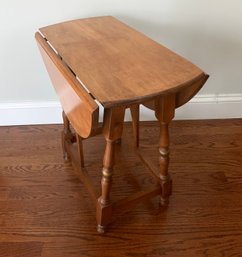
left=97, top=224, right=107, bottom=234
left=63, top=151, right=70, bottom=161
left=96, top=197, right=112, bottom=234
left=115, top=138, right=122, bottom=144
left=160, top=175, right=172, bottom=206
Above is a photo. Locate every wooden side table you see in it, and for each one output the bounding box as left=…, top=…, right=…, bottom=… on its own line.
left=35, top=16, right=209, bottom=233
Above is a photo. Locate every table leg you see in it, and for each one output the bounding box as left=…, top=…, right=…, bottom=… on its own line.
left=130, top=104, right=140, bottom=147
left=96, top=107, right=125, bottom=233
left=76, top=133, right=85, bottom=168
left=155, top=95, right=175, bottom=206
left=62, top=111, right=72, bottom=160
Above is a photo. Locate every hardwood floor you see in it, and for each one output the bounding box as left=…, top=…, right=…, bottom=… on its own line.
left=0, top=119, right=242, bottom=257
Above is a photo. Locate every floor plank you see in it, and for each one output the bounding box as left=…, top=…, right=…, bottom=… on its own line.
left=0, top=119, right=242, bottom=257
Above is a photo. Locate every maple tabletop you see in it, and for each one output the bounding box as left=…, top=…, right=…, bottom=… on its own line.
left=40, top=16, right=205, bottom=107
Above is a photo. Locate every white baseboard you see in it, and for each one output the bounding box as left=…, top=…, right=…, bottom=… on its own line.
left=0, top=101, right=62, bottom=126
left=0, top=94, right=242, bottom=126
left=175, top=94, right=242, bottom=120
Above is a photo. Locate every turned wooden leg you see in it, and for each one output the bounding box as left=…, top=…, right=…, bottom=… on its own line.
left=96, top=107, right=125, bottom=233
left=155, top=95, right=175, bottom=207
left=96, top=139, right=115, bottom=233
left=130, top=105, right=140, bottom=147
left=76, top=133, right=85, bottom=168
left=159, top=122, right=172, bottom=206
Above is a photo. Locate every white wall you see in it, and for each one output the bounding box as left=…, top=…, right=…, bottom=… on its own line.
left=0, top=0, right=242, bottom=124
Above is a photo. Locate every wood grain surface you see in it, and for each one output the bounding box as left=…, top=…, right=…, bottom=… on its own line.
left=39, top=16, right=207, bottom=107
left=0, top=120, right=242, bottom=256
left=35, top=32, right=99, bottom=138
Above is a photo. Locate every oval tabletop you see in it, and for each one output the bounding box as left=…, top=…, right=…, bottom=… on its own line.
left=39, top=16, right=207, bottom=108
